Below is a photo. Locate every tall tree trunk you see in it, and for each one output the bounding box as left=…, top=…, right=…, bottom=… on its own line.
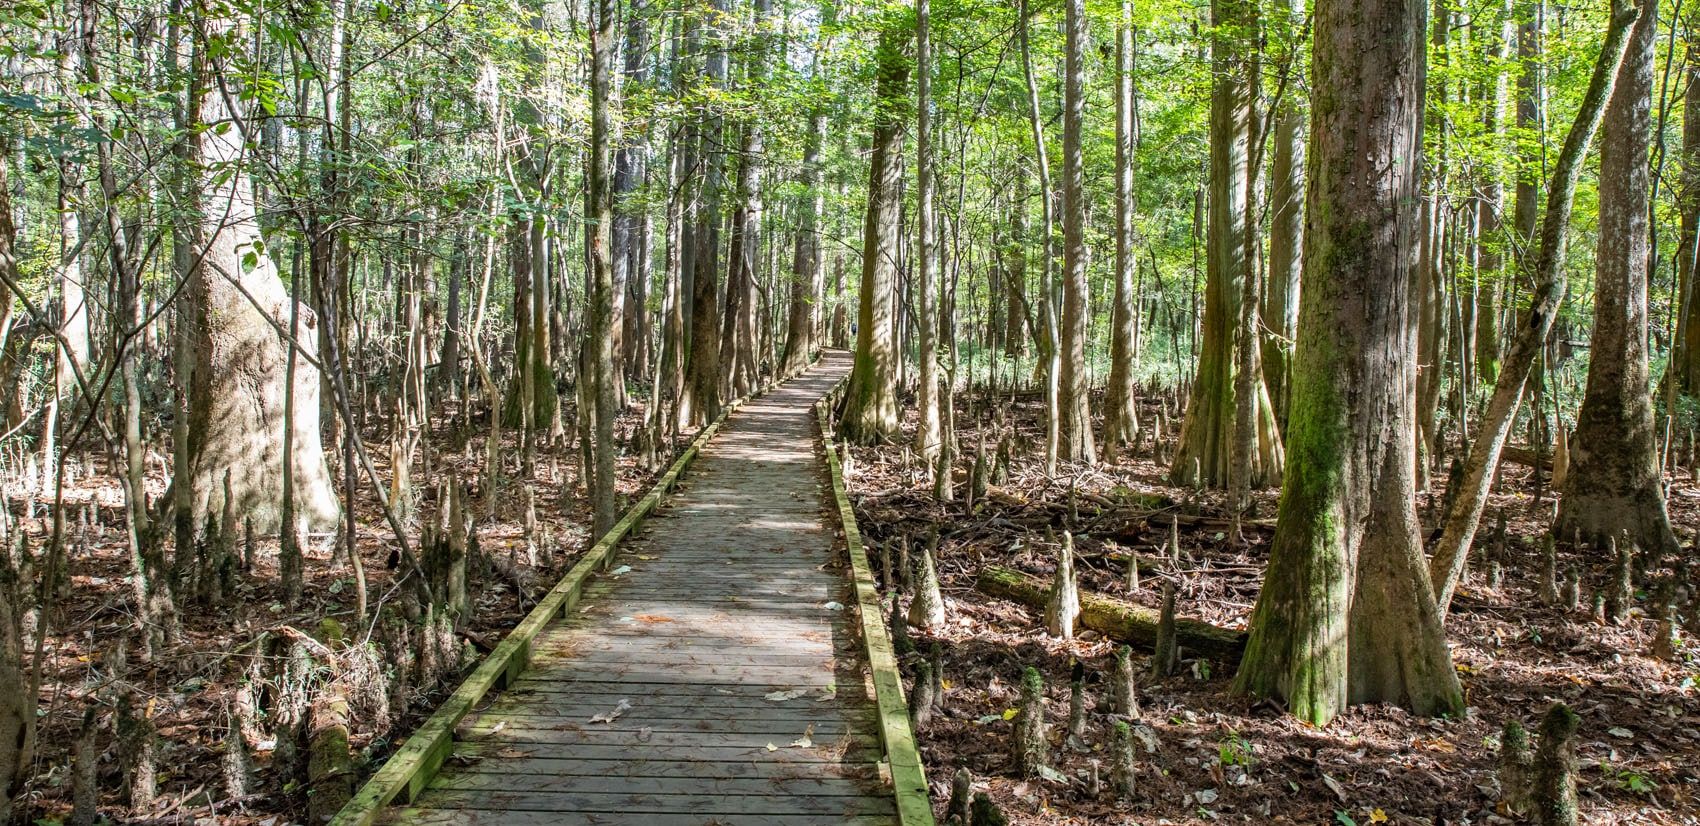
left=586, top=0, right=618, bottom=538
left=1017, top=0, right=1061, bottom=473
left=840, top=24, right=909, bottom=444
left=1002, top=189, right=1028, bottom=359
left=615, top=0, right=651, bottom=390
left=1234, top=0, right=1462, bottom=725
left=683, top=0, right=727, bottom=426
left=1556, top=0, right=1678, bottom=555
left=440, top=240, right=464, bottom=398
left=1676, top=26, right=1700, bottom=394
left=915, top=0, right=942, bottom=465
left=182, top=4, right=339, bottom=536
left=1172, top=0, right=1280, bottom=489
left=1473, top=1, right=1514, bottom=387
left=83, top=0, right=177, bottom=647
left=0, top=139, right=30, bottom=826
left=55, top=0, right=90, bottom=394
left=780, top=105, right=827, bottom=375
left=723, top=0, right=771, bottom=400
left=1103, top=0, right=1141, bottom=461
left=1058, top=0, right=1095, bottom=464
left=1427, top=0, right=1638, bottom=613
left=1262, top=0, right=1305, bottom=428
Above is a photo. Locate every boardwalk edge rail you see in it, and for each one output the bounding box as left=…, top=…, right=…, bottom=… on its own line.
left=815, top=374, right=937, bottom=826
left=331, top=363, right=810, bottom=826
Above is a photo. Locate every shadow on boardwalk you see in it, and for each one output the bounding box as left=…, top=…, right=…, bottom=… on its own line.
left=384, top=353, right=900, bottom=825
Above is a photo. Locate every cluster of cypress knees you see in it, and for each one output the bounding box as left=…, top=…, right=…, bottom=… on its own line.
left=874, top=512, right=1636, bottom=824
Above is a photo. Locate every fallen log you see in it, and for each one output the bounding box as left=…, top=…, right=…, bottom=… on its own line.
left=1501, top=445, right=1551, bottom=471
left=974, top=565, right=1246, bottom=661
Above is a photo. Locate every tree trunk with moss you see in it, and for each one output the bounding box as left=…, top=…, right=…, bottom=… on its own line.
left=1556, top=0, right=1678, bottom=556
left=841, top=25, right=908, bottom=444
left=1172, top=0, right=1280, bottom=488
left=1233, top=0, right=1462, bottom=725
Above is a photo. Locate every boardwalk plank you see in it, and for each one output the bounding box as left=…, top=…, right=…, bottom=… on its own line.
left=380, top=355, right=911, bottom=825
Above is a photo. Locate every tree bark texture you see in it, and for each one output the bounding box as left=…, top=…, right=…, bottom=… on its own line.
left=1234, top=0, right=1462, bottom=725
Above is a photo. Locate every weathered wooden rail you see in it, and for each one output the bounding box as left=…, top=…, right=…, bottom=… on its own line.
left=332, top=352, right=933, bottom=826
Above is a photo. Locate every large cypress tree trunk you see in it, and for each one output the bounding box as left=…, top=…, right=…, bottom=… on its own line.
left=1058, top=0, right=1095, bottom=464
left=780, top=105, right=827, bottom=375
left=722, top=0, right=771, bottom=400
left=182, top=6, right=339, bottom=536
left=1557, top=0, right=1678, bottom=555
left=682, top=0, right=727, bottom=426
left=840, top=24, right=909, bottom=444
left=1172, top=0, right=1280, bottom=489
left=1234, top=0, right=1461, bottom=725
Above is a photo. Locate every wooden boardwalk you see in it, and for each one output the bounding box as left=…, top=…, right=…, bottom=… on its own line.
left=380, top=353, right=904, bottom=825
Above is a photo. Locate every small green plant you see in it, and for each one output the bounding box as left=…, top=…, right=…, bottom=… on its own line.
left=1601, top=759, right=1657, bottom=795
left=1217, top=732, right=1254, bottom=767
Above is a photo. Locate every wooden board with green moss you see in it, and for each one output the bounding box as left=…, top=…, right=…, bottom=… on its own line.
left=816, top=381, right=937, bottom=826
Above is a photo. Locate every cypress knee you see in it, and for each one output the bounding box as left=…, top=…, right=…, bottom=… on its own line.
left=1499, top=718, right=1533, bottom=816
left=1111, top=644, right=1141, bottom=718
left=1531, top=703, right=1579, bottom=826
left=1013, top=666, right=1048, bottom=776
left=1152, top=581, right=1179, bottom=677
left=1046, top=532, right=1081, bottom=639
left=909, top=530, right=947, bottom=629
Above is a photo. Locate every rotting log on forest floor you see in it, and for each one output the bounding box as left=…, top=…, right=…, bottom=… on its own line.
left=974, top=564, right=1246, bottom=660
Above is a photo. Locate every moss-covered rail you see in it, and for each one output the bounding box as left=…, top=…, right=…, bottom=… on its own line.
left=333, top=351, right=926, bottom=826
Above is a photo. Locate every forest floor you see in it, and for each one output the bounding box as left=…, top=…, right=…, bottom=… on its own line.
left=10, top=379, right=1700, bottom=826
left=847, top=391, right=1700, bottom=826
left=4, top=397, right=679, bottom=825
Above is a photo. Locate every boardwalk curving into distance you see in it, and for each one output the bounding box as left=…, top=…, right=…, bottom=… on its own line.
left=374, top=352, right=917, bottom=825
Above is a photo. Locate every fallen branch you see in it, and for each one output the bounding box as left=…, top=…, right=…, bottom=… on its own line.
left=974, top=565, right=1246, bottom=660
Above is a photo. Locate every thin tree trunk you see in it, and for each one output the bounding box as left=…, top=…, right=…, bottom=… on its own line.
left=1263, top=0, right=1305, bottom=427
left=585, top=0, right=618, bottom=538
left=1104, top=0, right=1141, bottom=461
left=1428, top=0, right=1639, bottom=613
left=1017, top=0, right=1060, bottom=474
left=915, top=0, right=941, bottom=465
left=1556, top=0, right=1678, bottom=555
